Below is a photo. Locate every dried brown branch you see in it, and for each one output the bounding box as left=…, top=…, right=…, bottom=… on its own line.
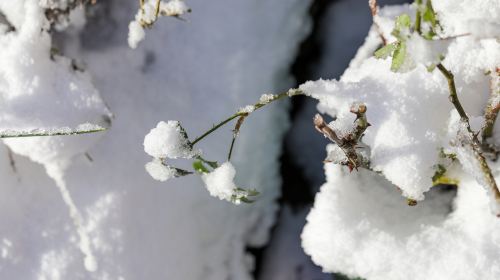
left=313, top=103, right=370, bottom=171
left=44, top=0, right=97, bottom=26
left=368, top=0, right=387, bottom=45
left=438, top=63, right=500, bottom=215
left=482, top=67, right=500, bottom=156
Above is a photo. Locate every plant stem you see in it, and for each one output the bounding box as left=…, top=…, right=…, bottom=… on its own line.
left=0, top=126, right=107, bottom=138
left=437, top=63, right=468, bottom=122
left=415, top=0, right=422, bottom=35
left=437, top=63, right=500, bottom=213
left=191, top=89, right=304, bottom=146
left=191, top=114, right=241, bottom=145
left=227, top=115, right=247, bottom=161
left=482, top=68, right=500, bottom=143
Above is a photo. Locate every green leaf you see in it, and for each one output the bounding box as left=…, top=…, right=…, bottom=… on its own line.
left=374, top=43, right=397, bottom=59
left=390, top=41, right=407, bottom=72
left=239, top=197, right=256, bottom=204
left=193, top=160, right=209, bottom=173
left=196, top=156, right=218, bottom=169
left=422, top=0, right=437, bottom=27
left=396, top=14, right=411, bottom=28
left=235, top=187, right=260, bottom=197
left=173, top=167, right=193, bottom=177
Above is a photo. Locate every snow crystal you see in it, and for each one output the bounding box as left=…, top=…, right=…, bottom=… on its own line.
left=160, top=0, right=191, bottom=16
left=324, top=144, right=348, bottom=164
left=259, top=93, right=276, bottom=104
left=143, top=121, right=198, bottom=159
left=238, top=105, right=255, bottom=113
left=145, top=158, right=176, bottom=182
left=128, top=21, right=146, bottom=49
left=127, top=0, right=191, bottom=49
left=201, top=162, right=237, bottom=202
left=433, top=0, right=500, bottom=38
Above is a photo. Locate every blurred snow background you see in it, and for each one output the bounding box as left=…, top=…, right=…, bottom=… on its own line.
left=0, top=0, right=309, bottom=278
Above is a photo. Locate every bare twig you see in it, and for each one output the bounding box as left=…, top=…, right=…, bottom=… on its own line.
left=313, top=103, right=370, bottom=171
left=227, top=114, right=247, bottom=161
left=368, top=0, right=387, bottom=45
left=191, top=89, right=304, bottom=146
left=482, top=67, right=500, bottom=147
left=438, top=63, right=500, bottom=214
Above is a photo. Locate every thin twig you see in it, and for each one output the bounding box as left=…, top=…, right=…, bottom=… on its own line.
left=438, top=63, right=500, bottom=213
left=191, top=89, right=304, bottom=145
left=437, top=63, right=468, bottom=121
left=414, top=0, right=422, bottom=35
left=313, top=103, right=370, bottom=171
left=227, top=115, right=247, bottom=161
left=482, top=67, right=500, bottom=142
left=0, top=126, right=107, bottom=138
left=368, top=0, right=387, bottom=45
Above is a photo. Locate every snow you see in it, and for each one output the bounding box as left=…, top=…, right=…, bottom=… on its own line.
left=127, top=20, right=145, bottom=49
left=259, top=94, right=276, bottom=104
left=0, top=0, right=311, bottom=278
left=127, top=0, right=191, bottom=49
left=432, top=0, right=500, bottom=38
left=145, top=158, right=177, bottom=181
left=0, top=123, right=105, bottom=138
left=201, top=162, right=239, bottom=203
left=301, top=1, right=500, bottom=279
left=238, top=105, right=256, bottom=114
left=302, top=163, right=500, bottom=280
left=143, top=120, right=198, bottom=159
left=299, top=12, right=500, bottom=201
left=159, top=0, right=190, bottom=16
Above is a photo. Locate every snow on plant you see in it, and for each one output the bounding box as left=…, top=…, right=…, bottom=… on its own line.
left=140, top=0, right=500, bottom=278
left=300, top=0, right=500, bottom=279
left=128, top=0, right=191, bottom=48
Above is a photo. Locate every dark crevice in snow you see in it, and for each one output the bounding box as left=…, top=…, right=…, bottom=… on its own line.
left=283, top=0, right=336, bottom=210
left=250, top=1, right=337, bottom=279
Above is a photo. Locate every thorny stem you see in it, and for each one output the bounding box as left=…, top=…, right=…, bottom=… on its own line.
left=437, top=63, right=468, bottom=122
left=191, top=89, right=304, bottom=146
left=437, top=63, right=500, bottom=211
left=313, top=103, right=371, bottom=171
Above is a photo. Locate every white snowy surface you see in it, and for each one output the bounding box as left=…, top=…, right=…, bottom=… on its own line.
left=302, top=163, right=500, bottom=280
left=0, top=0, right=310, bottom=279
left=301, top=1, right=500, bottom=279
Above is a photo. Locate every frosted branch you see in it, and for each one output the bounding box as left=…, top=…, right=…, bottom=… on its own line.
left=0, top=123, right=107, bottom=138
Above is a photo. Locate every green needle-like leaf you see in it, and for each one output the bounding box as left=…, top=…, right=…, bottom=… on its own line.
left=374, top=43, right=397, bottom=59
left=391, top=41, right=407, bottom=72
left=193, top=160, right=209, bottom=173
